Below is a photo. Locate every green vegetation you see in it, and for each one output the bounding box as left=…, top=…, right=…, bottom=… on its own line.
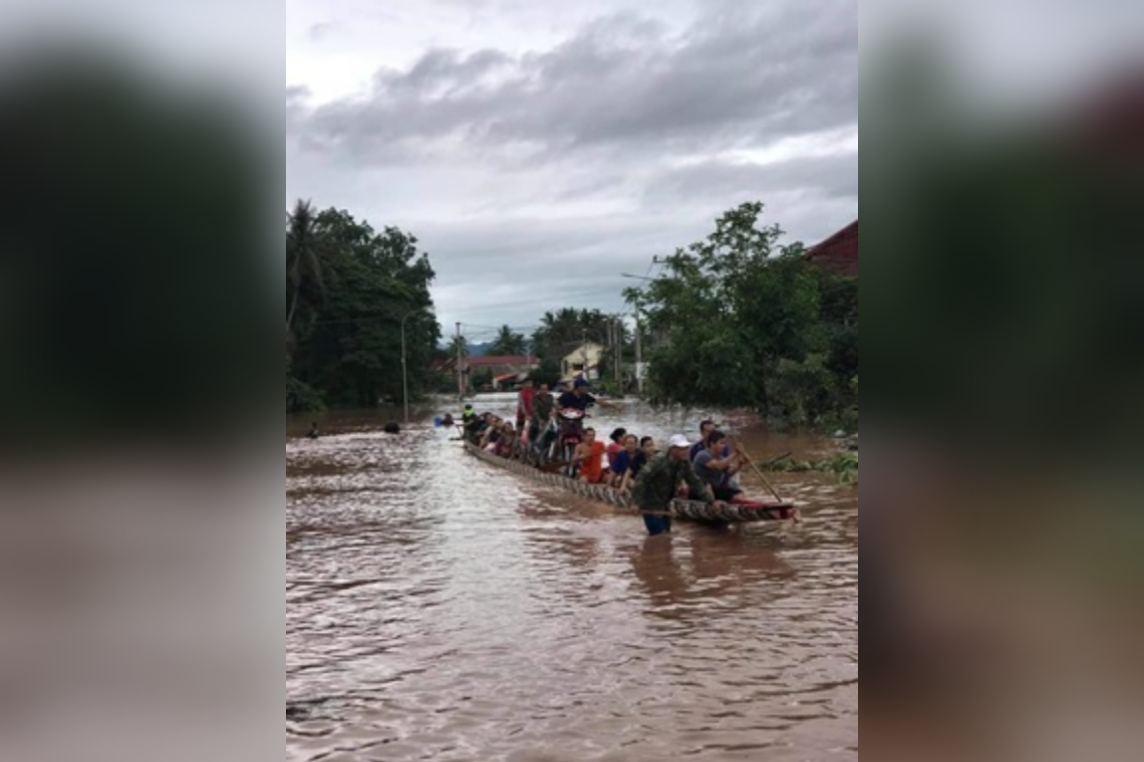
left=626, top=202, right=857, bottom=429
left=767, top=451, right=858, bottom=484
left=526, top=308, right=631, bottom=387
left=286, top=201, right=440, bottom=411
left=487, top=325, right=527, bottom=355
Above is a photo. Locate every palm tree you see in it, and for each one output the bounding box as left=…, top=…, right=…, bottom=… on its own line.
left=446, top=334, right=469, bottom=359
left=489, top=324, right=526, bottom=355
left=286, top=199, right=327, bottom=340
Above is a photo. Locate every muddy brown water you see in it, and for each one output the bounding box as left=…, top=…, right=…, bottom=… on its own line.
left=287, top=395, right=857, bottom=761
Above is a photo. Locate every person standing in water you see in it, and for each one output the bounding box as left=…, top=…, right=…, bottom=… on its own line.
left=630, top=434, right=717, bottom=535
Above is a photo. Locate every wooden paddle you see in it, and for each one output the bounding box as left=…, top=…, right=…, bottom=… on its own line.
left=726, top=437, right=787, bottom=503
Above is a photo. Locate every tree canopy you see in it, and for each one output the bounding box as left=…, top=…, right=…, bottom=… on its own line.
left=487, top=325, right=526, bottom=356
left=626, top=201, right=857, bottom=427
left=287, top=204, right=441, bottom=411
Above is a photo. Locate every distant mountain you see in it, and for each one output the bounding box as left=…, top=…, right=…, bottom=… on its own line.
left=436, top=340, right=493, bottom=357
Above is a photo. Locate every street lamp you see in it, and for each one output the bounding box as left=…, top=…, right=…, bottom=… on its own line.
left=620, top=273, right=655, bottom=394
left=401, top=307, right=429, bottom=423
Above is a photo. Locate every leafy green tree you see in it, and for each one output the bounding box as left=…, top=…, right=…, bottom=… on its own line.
left=286, top=199, right=331, bottom=344
left=626, top=201, right=852, bottom=426
left=446, top=334, right=469, bottom=359
left=288, top=206, right=441, bottom=409
left=528, top=358, right=562, bottom=388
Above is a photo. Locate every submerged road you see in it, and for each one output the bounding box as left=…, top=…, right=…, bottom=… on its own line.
left=287, top=398, right=858, bottom=761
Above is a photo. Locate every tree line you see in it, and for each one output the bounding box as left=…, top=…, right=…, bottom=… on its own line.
left=287, top=198, right=857, bottom=430
left=625, top=201, right=857, bottom=429
left=286, top=200, right=440, bottom=412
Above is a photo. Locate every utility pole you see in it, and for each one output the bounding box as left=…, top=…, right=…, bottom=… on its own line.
left=455, top=322, right=463, bottom=401
left=635, top=308, right=643, bottom=395
left=621, top=271, right=657, bottom=396
left=581, top=327, right=588, bottom=381
left=614, top=315, right=621, bottom=387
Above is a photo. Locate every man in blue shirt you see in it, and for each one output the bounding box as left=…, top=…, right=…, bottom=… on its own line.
left=692, top=431, right=744, bottom=501
left=689, top=419, right=730, bottom=461
left=556, top=377, right=615, bottom=412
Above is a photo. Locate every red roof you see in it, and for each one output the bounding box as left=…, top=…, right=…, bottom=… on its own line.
left=807, top=220, right=858, bottom=277
left=466, top=355, right=535, bottom=367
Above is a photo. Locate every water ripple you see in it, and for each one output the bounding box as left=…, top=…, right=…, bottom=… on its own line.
left=288, top=405, right=857, bottom=761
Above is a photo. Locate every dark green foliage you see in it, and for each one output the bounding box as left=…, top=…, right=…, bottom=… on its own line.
left=528, top=358, right=562, bottom=388
left=487, top=325, right=526, bottom=356
left=627, top=202, right=858, bottom=428
left=529, top=307, right=629, bottom=383
left=286, top=205, right=440, bottom=410
left=768, top=451, right=858, bottom=484
left=531, top=308, right=624, bottom=360
left=286, top=366, right=326, bottom=414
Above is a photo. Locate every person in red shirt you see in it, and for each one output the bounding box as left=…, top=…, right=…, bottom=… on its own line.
left=605, top=427, right=627, bottom=474
left=572, top=427, right=607, bottom=484
left=516, top=379, right=535, bottom=435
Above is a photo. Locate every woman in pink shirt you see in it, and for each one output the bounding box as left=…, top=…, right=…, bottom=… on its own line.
left=605, top=427, right=627, bottom=471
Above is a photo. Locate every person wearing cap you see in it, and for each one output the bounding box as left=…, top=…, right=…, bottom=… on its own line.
left=462, top=403, right=477, bottom=426
left=556, top=376, right=615, bottom=413
left=630, top=434, right=718, bottom=535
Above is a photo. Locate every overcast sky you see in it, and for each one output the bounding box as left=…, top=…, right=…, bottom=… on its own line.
left=286, top=0, right=858, bottom=342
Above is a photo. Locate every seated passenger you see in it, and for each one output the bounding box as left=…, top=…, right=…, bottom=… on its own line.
left=608, top=434, right=639, bottom=487
left=606, top=427, right=627, bottom=469
left=571, top=427, right=607, bottom=484
left=495, top=425, right=516, bottom=458
left=692, top=431, right=744, bottom=501
left=619, top=436, right=653, bottom=491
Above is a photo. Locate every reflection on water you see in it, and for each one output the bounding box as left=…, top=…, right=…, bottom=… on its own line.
left=288, top=396, right=857, bottom=761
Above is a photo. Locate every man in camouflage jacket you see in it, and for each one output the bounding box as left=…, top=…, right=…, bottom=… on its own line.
left=631, top=434, right=716, bottom=535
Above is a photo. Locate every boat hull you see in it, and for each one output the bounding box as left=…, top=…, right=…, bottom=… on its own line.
left=463, top=442, right=797, bottom=523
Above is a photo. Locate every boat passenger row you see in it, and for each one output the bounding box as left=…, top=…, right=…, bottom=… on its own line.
left=444, top=379, right=793, bottom=534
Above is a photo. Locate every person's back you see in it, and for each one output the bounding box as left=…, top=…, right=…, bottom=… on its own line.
left=533, top=388, right=553, bottom=417
left=517, top=381, right=535, bottom=424
left=631, top=452, right=673, bottom=505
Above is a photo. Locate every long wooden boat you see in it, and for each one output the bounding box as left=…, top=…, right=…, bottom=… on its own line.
left=463, top=441, right=797, bottom=523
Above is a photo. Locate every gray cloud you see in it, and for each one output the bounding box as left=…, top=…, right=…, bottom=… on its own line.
left=286, top=0, right=857, bottom=331
left=644, top=152, right=861, bottom=207
left=289, top=3, right=857, bottom=167
left=307, top=22, right=338, bottom=42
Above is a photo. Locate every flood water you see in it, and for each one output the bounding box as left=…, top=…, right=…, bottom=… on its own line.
left=287, top=395, right=858, bottom=761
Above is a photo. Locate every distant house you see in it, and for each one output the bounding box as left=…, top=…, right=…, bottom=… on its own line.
left=561, top=341, right=604, bottom=383
left=462, top=354, right=538, bottom=390
left=807, top=220, right=858, bottom=277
